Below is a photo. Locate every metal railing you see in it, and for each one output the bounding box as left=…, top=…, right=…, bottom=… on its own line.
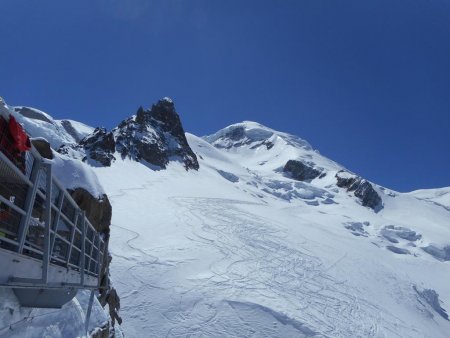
left=0, top=114, right=107, bottom=288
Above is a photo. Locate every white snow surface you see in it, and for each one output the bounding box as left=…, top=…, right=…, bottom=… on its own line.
left=92, top=125, right=450, bottom=338
left=11, top=106, right=94, bottom=149
left=51, top=151, right=105, bottom=198
left=408, top=187, right=450, bottom=210
left=0, top=289, right=108, bottom=338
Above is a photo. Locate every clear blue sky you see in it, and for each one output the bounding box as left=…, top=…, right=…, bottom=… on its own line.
left=1, top=0, right=449, bottom=192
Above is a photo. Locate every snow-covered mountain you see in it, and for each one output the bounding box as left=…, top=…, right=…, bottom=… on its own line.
left=1, top=97, right=449, bottom=337
left=94, top=117, right=449, bottom=336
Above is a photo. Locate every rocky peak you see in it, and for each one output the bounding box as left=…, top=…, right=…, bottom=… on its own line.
left=62, top=98, right=199, bottom=171
left=114, top=99, right=198, bottom=170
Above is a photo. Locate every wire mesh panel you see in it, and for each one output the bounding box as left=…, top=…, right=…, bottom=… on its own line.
left=23, top=194, right=46, bottom=259
left=24, top=151, right=35, bottom=179
left=0, top=207, right=22, bottom=251
left=51, top=182, right=61, bottom=205
left=0, top=160, right=29, bottom=210
left=52, top=237, right=69, bottom=265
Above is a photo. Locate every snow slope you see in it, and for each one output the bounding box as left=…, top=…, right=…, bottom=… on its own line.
left=11, top=106, right=94, bottom=149
left=408, top=187, right=450, bottom=210
left=93, top=123, right=450, bottom=337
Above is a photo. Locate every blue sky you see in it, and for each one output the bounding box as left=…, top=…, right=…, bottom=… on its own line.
left=1, top=0, right=449, bottom=191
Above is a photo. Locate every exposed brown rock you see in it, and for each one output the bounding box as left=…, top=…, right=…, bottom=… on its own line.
left=31, top=138, right=53, bottom=159
left=68, top=188, right=112, bottom=235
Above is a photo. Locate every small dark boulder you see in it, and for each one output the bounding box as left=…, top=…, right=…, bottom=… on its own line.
left=68, top=187, right=112, bottom=235
left=284, top=160, right=322, bottom=182
left=31, top=138, right=53, bottom=159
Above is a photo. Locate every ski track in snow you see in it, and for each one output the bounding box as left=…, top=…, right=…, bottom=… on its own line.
left=168, top=197, right=422, bottom=338
left=107, top=178, right=424, bottom=337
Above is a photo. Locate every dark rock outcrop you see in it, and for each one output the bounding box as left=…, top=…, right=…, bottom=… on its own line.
left=79, top=128, right=116, bottom=166
left=68, top=188, right=112, bottom=235
left=335, top=170, right=382, bottom=211
left=31, top=138, right=53, bottom=159
left=58, top=128, right=116, bottom=166
left=114, top=99, right=199, bottom=170
left=284, top=160, right=322, bottom=182
left=60, top=98, right=199, bottom=171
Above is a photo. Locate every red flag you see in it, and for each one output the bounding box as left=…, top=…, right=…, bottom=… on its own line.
left=8, top=115, right=31, bottom=152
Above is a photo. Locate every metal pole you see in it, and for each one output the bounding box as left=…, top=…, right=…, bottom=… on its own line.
left=42, top=163, right=52, bottom=283
left=49, top=192, right=64, bottom=256
left=17, top=159, right=42, bottom=253
left=85, top=289, right=95, bottom=336
left=66, top=211, right=79, bottom=267
left=80, top=213, right=86, bottom=286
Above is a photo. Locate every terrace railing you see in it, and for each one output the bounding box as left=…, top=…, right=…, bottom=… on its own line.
left=0, top=112, right=108, bottom=308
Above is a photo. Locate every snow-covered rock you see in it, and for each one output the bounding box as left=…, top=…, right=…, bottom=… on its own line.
left=12, top=106, right=93, bottom=149
left=61, top=98, right=199, bottom=171
left=113, top=100, right=199, bottom=170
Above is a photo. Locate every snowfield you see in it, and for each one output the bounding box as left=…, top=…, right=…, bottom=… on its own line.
left=93, top=125, right=450, bottom=338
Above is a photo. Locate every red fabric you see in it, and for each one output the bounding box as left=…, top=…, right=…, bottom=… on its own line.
left=0, top=210, right=10, bottom=221
left=8, top=115, right=31, bottom=152
left=0, top=116, right=15, bottom=158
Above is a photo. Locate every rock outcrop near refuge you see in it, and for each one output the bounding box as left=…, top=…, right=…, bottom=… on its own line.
left=60, top=98, right=199, bottom=171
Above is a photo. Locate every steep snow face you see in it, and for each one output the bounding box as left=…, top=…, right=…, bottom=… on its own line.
left=92, top=130, right=450, bottom=337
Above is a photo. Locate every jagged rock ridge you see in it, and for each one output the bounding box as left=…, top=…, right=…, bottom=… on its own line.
left=60, top=98, right=199, bottom=171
